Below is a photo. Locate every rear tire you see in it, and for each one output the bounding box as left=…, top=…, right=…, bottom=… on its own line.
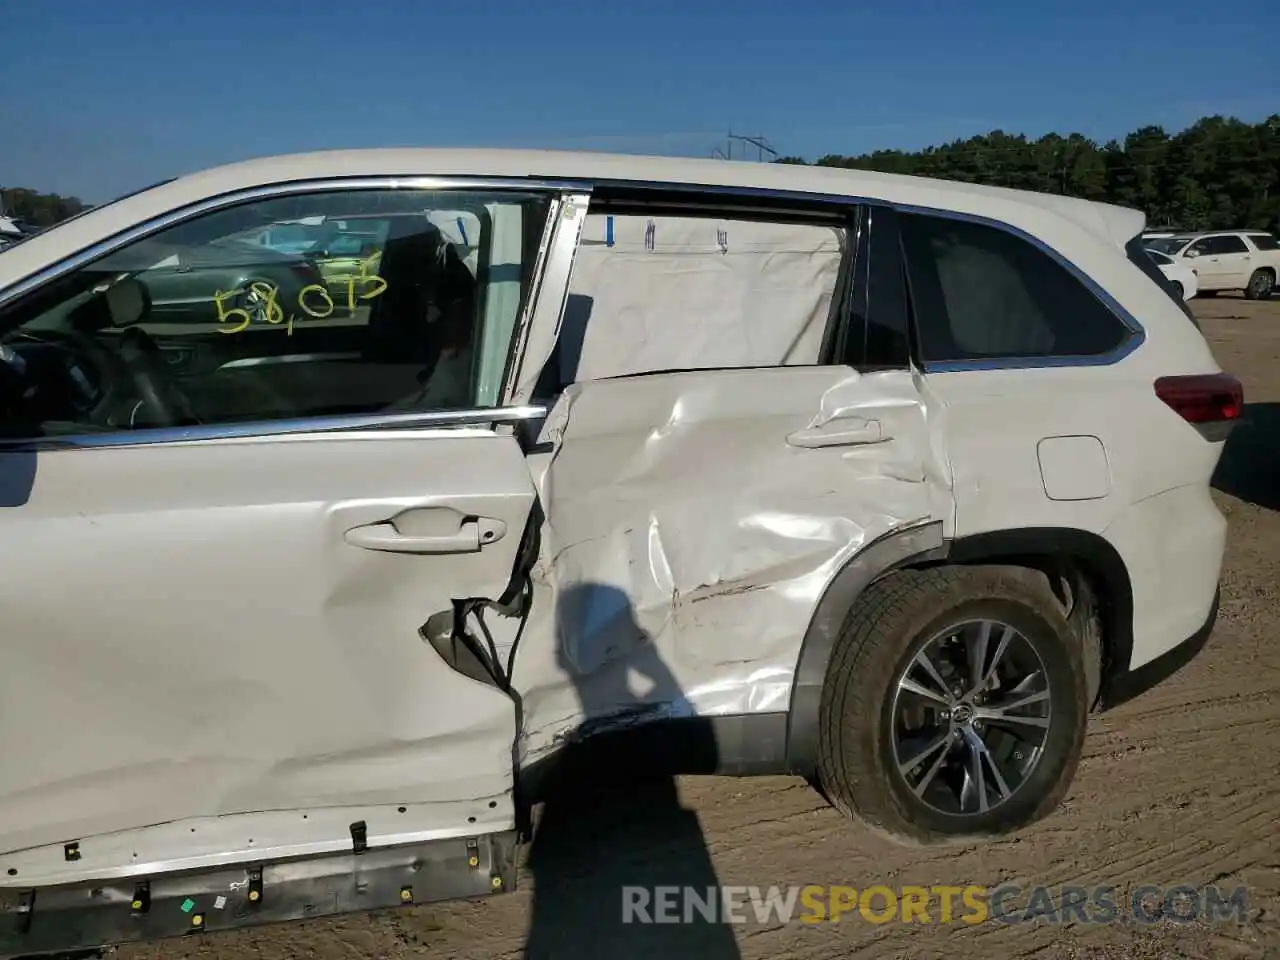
left=816, top=565, right=1088, bottom=845
left=1245, top=269, right=1274, bottom=301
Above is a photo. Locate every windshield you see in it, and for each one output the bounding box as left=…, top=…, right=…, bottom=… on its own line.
left=1145, top=236, right=1192, bottom=254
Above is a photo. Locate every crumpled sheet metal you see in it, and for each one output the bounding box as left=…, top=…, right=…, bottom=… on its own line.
left=516, top=366, right=950, bottom=758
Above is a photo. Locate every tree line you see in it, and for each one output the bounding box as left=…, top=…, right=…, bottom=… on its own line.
left=5, top=114, right=1279, bottom=233
left=0, top=187, right=89, bottom=229
left=779, top=115, right=1280, bottom=232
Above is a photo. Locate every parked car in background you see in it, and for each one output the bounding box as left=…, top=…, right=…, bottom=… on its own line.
left=1145, top=248, right=1198, bottom=300
left=130, top=237, right=325, bottom=328
left=306, top=223, right=390, bottom=304
left=0, top=148, right=1239, bottom=958
left=238, top=220, right=330, bottom=255
left=1146, top=230, right=1279, bottom=299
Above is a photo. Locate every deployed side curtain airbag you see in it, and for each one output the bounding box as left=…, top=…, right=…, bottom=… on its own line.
left=560, top=215, right=843, bottom=382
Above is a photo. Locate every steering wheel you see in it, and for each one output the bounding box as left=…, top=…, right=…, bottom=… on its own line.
left=64, top=325, right=199, bottom=429
left=115, top=326, right=200, bottom=427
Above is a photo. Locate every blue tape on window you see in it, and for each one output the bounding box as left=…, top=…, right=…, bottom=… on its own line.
left=456, top=217, right=469, bottom=247
left=606, top=215, right=614, bottom=247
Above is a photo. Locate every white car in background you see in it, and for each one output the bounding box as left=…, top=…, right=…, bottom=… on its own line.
left=1146, top=248, right=1198, bottom=300
left=1147, top=230, right=1280, bottom=299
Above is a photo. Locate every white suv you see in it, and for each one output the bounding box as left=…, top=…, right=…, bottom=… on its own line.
left=0, top=150, right=1240, bottom=957
left=1147, top=229, right=1280, bottom=299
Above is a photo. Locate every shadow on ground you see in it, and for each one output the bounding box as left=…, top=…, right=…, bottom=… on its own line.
left=521, top=583, right=741, bottom=960
left=1212, top=402, right=1280, bottom=510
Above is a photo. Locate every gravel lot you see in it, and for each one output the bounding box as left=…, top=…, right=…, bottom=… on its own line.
left=126, top=296, right=1280, bottom=960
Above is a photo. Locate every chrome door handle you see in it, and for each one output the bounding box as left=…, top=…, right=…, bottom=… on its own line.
left=787, top=419, right=885, bottom=448
left=344, top=516, right=507, bottom=554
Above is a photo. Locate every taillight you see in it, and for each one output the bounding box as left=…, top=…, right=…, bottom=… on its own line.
left=1154, top=373, right=1243, bottom=440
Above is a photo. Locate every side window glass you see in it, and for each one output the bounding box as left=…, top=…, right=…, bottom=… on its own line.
left=899, top=212, right=1129, bottom=363
left=1188, top=239, right=1211, bottom=256
left=0, top=189, right=550, bottom=440
left=551, top=213, right=845, bottom=385
left=1213, top=236, right=1248, bottom=254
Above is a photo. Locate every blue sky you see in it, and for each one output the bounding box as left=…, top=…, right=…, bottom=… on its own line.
left=2, top=0, right=1276, bottom=203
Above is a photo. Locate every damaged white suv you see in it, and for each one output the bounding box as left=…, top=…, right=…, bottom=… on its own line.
left=0, top=150, right=1239, bottom=956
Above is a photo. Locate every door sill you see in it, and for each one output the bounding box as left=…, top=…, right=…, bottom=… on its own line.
left=0, top=831, right=517, bottom=960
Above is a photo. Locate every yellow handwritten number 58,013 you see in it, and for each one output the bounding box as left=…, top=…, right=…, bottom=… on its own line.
left=214, top=267, right=388, bottom=336
left=212, top=281, right=286, bottom=335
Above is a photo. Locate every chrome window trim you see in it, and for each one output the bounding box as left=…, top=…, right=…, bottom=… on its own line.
left=0, top=405, right=548, bottom=452
left=498, top=193, right=567, bottom=404
left=559, top=176, right=885, bottom=212
left=505, top=192, right=593, bottom=403
left=573, top=179, right=1146, bottom=372
left=1, top=171, right=1153, bottom=457
left=0, top=175, right=592, bottom=312
left=891, top=202, right=1147, bottom=373
left=0, top=175, right=577, bottom=453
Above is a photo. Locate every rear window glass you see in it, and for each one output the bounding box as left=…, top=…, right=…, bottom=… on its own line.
left=1248, top=233, right=1278, bottom=251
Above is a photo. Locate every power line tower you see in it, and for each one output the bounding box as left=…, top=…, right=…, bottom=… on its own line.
left=712, top=129, right=778, bottom=162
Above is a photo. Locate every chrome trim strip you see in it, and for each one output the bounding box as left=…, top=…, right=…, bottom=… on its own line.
left=498, top=194, right=565, bottom=404
left=0, top=405, right=549, bottom=451
left=564, top=177, right=885, bottom=210
left=505, top=192, right=593, bottom=403
left=890, top=202, right=1147, bottom=372
left=3, top=171, right=1149, bottom=387
left=0, top=176, right=590, bottom=311
left=580, top=179, right=1146, bottom=371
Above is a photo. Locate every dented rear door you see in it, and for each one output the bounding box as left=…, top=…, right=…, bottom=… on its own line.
left=504, top=201, right=951, bottom=767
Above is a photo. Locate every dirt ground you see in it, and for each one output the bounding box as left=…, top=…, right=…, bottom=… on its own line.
left=126, top=296, right=1280, bottom=960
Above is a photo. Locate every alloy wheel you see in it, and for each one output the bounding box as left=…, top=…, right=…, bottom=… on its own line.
left=890, top=619, right=1053, bottom=816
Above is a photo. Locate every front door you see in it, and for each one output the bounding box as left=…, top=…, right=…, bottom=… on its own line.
left=1186, top=234, right=1251, bottom=290
left=0, top=180, right=582, bottom=868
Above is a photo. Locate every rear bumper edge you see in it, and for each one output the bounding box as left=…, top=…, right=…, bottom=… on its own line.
left=1096, top=585, right=1220, bottom=711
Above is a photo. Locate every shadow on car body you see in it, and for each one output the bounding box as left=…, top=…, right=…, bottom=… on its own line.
left=522, top=582, right=742, bottom=960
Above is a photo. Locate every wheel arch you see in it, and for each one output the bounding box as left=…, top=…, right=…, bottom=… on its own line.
left=784, top=523, right=1135, bottom=777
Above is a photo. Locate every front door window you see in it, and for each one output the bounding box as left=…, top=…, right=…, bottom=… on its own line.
left=0, top=188, right=551, bottom=439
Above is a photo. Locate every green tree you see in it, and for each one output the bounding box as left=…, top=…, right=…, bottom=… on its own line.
left=780, top=115, right=1280, bottom=232
left=0, top=187, right=89, bottom=228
